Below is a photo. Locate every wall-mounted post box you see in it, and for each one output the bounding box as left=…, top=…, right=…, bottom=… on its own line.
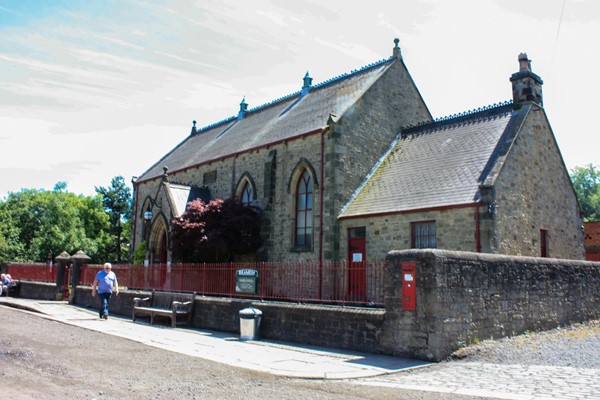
left=402, top=262, right=416, bottom=311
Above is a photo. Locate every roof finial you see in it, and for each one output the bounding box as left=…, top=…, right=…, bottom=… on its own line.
left=392, top=37, right=401, bottom=59
left=238, top=97, right=248, bottom=120
left=191, top=120, right=197, bottom=135
left=302, top=71, right=313, bottom=95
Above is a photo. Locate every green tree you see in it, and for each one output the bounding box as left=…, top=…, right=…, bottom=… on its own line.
left=95, top=176, right=132, bottom=263
left=72, top=194, right=113, bottom=262
left=570, top=164, right=600, bottom=222
left=0, top=206, right=24, bottom=263
left=53, top=181, right=68, bottom=192
left=0, top=186, right=111, bottom=264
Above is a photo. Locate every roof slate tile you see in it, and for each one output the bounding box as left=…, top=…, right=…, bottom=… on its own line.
left=339, top=104, right=518, bottom=218
left=139, top=59, right=394, bottom=181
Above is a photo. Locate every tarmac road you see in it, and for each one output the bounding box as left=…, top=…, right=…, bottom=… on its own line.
left=1, top=297, right=599, bottom=399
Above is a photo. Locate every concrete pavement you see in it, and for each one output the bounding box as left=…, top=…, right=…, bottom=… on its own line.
left=0, top=297, right=428, bottom=379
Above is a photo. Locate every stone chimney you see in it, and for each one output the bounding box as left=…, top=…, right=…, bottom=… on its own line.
left=510, top=53, right=543, bottom=108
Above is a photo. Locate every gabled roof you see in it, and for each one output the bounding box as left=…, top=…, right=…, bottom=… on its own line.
left=139, top=57, right=398, bottom=182
left=339, top=102, right=521, bottom=219
left=163, top=183, right=211, bottom=218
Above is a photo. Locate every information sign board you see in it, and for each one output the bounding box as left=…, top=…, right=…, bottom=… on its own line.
left=235, top=269, right=259, bottom=294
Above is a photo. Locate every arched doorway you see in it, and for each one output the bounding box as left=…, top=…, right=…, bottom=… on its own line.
left=148, top=216, right=169, bottom=287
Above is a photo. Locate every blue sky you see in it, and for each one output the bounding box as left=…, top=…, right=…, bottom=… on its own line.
left=1, top=0, right=598, bottom=198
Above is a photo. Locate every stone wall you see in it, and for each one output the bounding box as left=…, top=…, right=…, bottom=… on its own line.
left=339, top=206, right=478, bottom=261
left=12, top=281, right=56, bottom=300
left=267, top=137, right=323, bottom=262
left=17, top=248, right=600, bottom=362
left=71, top=286, right=384, bottom=353
left=491, top=105, right=584, bottom=259
left=381, top=249, right=600, bottom=360
left=134, top=136, right=326, bottom=263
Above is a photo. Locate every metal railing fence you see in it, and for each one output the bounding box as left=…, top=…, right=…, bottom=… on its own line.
left=6, top=262, right=57, bottom=283
left=7, top=260, right=386, bottom=307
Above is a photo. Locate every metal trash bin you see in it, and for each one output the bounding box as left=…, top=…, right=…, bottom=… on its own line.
left=239, top=307, right=262, bottom=341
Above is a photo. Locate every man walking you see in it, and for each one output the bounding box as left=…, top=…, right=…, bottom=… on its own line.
left=91, top=262, right=119, bottom=319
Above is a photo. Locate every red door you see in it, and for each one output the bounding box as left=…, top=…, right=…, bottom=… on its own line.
left=347, top=228, right=366, bottom=301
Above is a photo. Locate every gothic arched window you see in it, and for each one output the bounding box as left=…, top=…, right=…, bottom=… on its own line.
left=295, top=169, right=313, bottom=247
left=241, top=181, right=253, bottom=206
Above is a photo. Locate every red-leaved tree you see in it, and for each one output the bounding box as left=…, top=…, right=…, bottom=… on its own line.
left=171, top=198, right=262, bottom=262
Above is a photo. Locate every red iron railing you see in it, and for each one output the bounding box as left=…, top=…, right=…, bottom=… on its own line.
left=8, top=260, right=386, bottom=307
left=6, top=262, right=57, bottom=283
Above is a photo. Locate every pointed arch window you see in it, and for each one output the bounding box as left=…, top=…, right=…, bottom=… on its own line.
left=295, top=169, right=313, bottom=247
left=241, top=181, right=253, bottom=206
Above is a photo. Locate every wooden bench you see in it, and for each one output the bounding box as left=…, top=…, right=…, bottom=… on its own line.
left=132, top=290, right=196, bottom=328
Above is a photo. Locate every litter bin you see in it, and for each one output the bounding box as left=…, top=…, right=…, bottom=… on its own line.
left=239, top=307, right=262, bottom=341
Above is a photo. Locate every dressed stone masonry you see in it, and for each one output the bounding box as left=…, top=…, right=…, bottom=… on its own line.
left=381, top=249, right=600, bottom=361
left=37, top=248, right=597, bottom=362
left=132, top=40, right=583, bottom=266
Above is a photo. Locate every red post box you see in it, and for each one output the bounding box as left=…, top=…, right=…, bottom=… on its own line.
left=402, top=262, right=416, bottom=311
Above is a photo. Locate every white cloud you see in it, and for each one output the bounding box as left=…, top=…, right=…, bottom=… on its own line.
left=0, top=0, right=599, bottom=200
left=256, top=10, right=289, bottom=27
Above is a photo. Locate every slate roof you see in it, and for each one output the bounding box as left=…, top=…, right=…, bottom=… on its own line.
left=338, top=102, right=520, bottom=219
left=138, top=57, right=397, bottom=182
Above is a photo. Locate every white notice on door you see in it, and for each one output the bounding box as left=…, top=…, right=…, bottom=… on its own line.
left=352, top=253, right=363, bottom=262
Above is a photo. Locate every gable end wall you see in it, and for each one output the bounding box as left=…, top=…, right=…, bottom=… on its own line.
left=491, top=106, right=584, bottom=259
left=325, top=59, right=432, bottom=260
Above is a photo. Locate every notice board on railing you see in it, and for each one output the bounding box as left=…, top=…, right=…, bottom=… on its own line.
left=235, top=269, right=259, bottom=295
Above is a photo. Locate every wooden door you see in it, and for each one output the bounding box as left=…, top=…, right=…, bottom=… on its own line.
left=347, top=228, right=366, bottom=301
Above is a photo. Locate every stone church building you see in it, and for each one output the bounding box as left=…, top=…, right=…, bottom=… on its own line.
left=131, top=39, right=584, bottom=266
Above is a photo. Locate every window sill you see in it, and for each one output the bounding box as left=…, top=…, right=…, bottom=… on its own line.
left=290, top=246, right=312, bottom=253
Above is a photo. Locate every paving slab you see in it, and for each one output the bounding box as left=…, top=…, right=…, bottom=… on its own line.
left=0, top=297, right=429, bottom=379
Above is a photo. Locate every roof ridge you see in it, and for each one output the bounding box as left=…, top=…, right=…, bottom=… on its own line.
left=311, top=57, right=393, bottom=90
left=197, top=116, right=237, bottom=134
left=402, top=100, right=514, bottom=134
left=196, top=57, right=395, bottom=134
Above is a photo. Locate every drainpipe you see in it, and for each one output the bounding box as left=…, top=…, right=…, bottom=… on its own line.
left=318, top=124, right=335, bottom=299
left=318, top=126, right=327, bottom=299
left=319, top=128, right=327, bottom=264
left=131, top=177, right=139, bottom=262
left=475, top=203, right=481, bottom=252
